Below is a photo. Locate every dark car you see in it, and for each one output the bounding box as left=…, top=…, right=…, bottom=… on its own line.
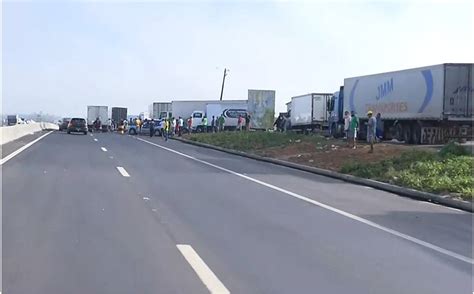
left=67, top=118, right=88, bottom=135
left=59, top=118, right=71, bottom=131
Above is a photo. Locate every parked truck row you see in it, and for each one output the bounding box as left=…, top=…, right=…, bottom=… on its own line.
left=148, top=100, right=248, bottom=132
left=286, top=63, right=473, bottom=144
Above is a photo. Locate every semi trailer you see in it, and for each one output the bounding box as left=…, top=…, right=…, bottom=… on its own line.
left=328, top=63, right=473, bottom=144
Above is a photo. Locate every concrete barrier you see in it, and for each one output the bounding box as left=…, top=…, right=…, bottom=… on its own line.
left=0, top=122, right=59, bottom=145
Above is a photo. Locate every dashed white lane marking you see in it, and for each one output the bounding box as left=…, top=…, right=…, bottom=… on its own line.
left=137, top=137, right=474, bottom=265
left=1, top=131, right=53, bottom=165
left=177, top=244, right=230, bottom=294
left=101, top=147, right=107, bottom=152
left=116, top=166, right=130, bottom=177
left=93, top=138, right=98, bottom=142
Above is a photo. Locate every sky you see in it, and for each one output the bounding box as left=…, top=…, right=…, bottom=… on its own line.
left=2, top=0, right=473, bottom=117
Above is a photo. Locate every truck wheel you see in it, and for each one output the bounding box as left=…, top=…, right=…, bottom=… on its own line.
left=403, top=124, right=413, bottom=144
left=196, top=126, right=203, bottom=133
left=412, top=124, right=422, bottom=144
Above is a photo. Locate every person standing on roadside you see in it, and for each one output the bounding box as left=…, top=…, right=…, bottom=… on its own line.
left=187, top=116, right=192, bottom=134
left=201, top=115, right=208, bottom=133
left=149, top=119, right=155, bottom=137
left=245, top=114, right=251, bottom=131
left=376, top=113, right=383, bottom=142
left=211, top=116, right=216, bottom=133
left=137, top=117, right=142, bottom=133
left=163, top=119, right=170, bottom=141
left=237, top=115, right=243, bottom=131
left=218, top=114, right=225, bottom=132
left=170, top=117, right=176, bottom=135
left=367, top=111, right=376, bottom=153
left=343, top=111, right=351, bottom=140
left=178, top=116, right=184, bottom=136
left=349, top=111, right=359, bottom=149
left=273, top=115, right=283, bottom=132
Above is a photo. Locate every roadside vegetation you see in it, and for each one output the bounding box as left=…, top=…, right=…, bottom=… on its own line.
left=341, top=143, right=473, bottom=200
left=187, top=132, right=473, bottom=200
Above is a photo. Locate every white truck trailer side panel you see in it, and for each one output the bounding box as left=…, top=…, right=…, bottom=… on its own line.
left=207, top=102, right=247, bottom=127
left=344, top=64, right=445, bottom=120
left=172, top=101, right=208, bottom=119
left=206, top=102, right=247, bottom=119
left=290, top=94, right=312, bottom=126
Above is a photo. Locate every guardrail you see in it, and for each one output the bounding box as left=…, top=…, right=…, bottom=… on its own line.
left=0, top=122, right=59, bottom=145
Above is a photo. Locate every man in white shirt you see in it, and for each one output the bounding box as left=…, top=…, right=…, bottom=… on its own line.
left=343, top=111, right=351, bottom=140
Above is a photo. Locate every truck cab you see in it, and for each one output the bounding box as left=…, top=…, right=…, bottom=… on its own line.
left=191, top=111, right=205, bottom=132
left=327, top=86, right=345, bottom=137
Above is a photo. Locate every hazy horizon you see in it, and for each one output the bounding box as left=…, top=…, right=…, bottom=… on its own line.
left=3, top=0, right=473, bottom=118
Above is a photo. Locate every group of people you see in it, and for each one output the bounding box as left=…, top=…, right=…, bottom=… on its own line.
left=343, top=110, right=383, bottom=153
left=197, top=113, right=251, bottom=133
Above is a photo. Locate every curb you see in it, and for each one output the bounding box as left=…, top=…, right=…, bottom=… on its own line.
left=173, top=137, right=473, bottom=213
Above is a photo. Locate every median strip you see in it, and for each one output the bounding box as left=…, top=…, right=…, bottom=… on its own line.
left=176, top=244, right=230, bottom=294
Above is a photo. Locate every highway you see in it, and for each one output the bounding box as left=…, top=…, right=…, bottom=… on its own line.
left=2, top=131, right=472, bottom=294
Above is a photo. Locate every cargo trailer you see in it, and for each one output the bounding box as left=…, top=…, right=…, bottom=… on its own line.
left=328, top=63, right=473, bottom=144
left=289, top=93, right=333, bottom=133
left=149, top=102, right=172, bottom=119
left=111, top=107, right=128, bottom=126
left=87, top=106, right=108, bottom=132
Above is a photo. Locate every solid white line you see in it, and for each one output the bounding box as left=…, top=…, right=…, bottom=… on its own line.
left=176, top=244, right=230, bottom=294
left=93, top=138, right=98, bottom=142
left=101, top=147, right=107, bottom=152
left=116, top=166, right=130, bottom=177
left=1, top=131, right=53, bottom=165
left=137, top=137, right=474, bottom=265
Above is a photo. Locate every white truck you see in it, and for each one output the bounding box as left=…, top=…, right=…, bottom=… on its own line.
left=289, top=93, right=333, bottom=133
left=87, top=106, right=108, bottom=131
left=191, top=101, right=248, bottom=131
left=149, top=102, right=172, bottom=119
left=328, top=63, right=473, bottom=144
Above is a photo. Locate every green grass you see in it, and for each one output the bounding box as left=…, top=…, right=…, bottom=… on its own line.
left=188, top=131, right=326, bottom=152
left=341, top=143, right=474, bottom=200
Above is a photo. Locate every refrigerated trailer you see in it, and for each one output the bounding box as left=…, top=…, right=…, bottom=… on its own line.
left=87, top=106, right=108, bottom=131
left=328, top=63, right=473, bottom=144
left=111, top=107, right=127, bottom=126
left=149, top=102, right=172, bottom=119
left=289, top=93, right=333, bottom=133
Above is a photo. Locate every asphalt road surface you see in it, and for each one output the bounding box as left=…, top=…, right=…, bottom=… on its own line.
left=2, top=131, right=472, bottom=294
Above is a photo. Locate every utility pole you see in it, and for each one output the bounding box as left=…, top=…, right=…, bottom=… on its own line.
left=219, top=68, right=228, bottom=101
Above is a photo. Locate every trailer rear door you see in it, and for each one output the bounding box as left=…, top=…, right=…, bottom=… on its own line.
left=444, top=64, right=471, bottom=117
left=311, top=94, right=329, bottom=122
